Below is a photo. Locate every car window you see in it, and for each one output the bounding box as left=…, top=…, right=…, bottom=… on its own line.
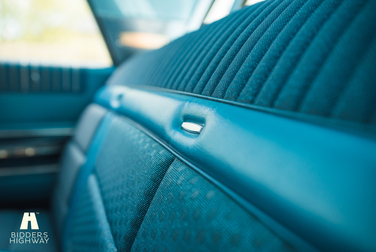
left=88, top=0, right=214, bottom=64
left=243, top=0, right=265, bottom=6
left=203, top=0, right=236, bottom=24
left=0, top=0, right=112, bottom=67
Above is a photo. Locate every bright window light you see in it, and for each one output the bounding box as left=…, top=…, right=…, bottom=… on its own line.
left=203, top=0, right=236, bottom=24
left=244, top=0, right=265, bottom=6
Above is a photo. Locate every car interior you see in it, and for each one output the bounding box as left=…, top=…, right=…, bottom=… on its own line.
left=0, top=0, right=375, bottom=251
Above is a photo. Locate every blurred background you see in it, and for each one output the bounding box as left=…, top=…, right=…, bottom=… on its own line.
left=0, top=0, right=264, bottom=66
left=0, top=0, right=111, bottom=66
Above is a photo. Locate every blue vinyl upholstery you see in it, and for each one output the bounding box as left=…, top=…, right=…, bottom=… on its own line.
left=1, top=0, right=375, bottom=251
left=52, top=104, right=107, bottom=240
left=65, top=0, right=376, bottom=250
left=92, top=117, right=175, bottom=251
left=66, top=115, right=296, bottom=252
left=68, top=175, right=116, bottom=252
left=108, top=0, right=376, bottom=128
left=132, top=159, right=294, bottom=252
left=66, top=116, right=175, bottom=251
left=94, top=85, right=376, bottom=252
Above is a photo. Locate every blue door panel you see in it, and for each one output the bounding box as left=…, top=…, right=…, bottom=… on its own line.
left=0, top=62, right=113, bottom=207
left=0, top=63, right=114, bottom=128
left=95, top=85, right=376, bottom=252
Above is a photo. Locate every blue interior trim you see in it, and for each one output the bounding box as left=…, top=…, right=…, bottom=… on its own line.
left=95, top=85, right=376, bottom=252
left=62, top=111, right=113, bottom=250
left=124, top=84, right=376, bottom=138
left=102, top=113, right=318, bottom=252
left=0, top=67, right=114, bottom=129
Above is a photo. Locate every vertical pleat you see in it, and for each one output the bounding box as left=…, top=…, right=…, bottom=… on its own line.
left=197, top=0, right=286, bottom=95
left=331, top=38, right=376, bottom=124
left=297, top=0, right=376, bottom=117
left=170, top=15, right=236, bottom=90
left=108, top=0, right=376, bottom=128
left=217, top=0, right=307, bottom=100
left=162, top=26, right=214, bottom=89
left=274, top=0, right=369, bottom=112
left=239, top=0, right=344, bottom=105
left=186, top=1, right=274, bottom=92
left=175, top=10, right=248, bottom=91
left=234, top=0, right=324, bottom=103
left=154, top=36, right=198, bottom=87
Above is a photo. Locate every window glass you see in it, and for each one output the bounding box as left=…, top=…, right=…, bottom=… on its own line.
left=203, top=0, right=236, bottom=24
left=89, top=0, right=213, bottom=64
left=91, top=0, right=201, bottom=21
left=0, top=0, right=112, bottom=66
left=244, top=0, right=265, bottom=6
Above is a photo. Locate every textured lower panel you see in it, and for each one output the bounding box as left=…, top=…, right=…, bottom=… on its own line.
left=67, top=175, right=117, bottom=252
left=132, top=159, right=294, bottom=252
left=94, top=116, right=175, bottom=251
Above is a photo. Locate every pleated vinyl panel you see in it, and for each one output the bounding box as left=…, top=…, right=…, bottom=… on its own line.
left=110, top=0, right=376, bottom=127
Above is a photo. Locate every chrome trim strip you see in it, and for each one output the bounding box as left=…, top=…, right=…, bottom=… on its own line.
left=0, top=145, right=63, bottom=159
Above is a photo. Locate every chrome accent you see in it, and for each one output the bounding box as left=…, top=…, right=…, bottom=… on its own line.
left=181, top=122, right=203, bottom=134
left=0, top=144, right=63, bottom=159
